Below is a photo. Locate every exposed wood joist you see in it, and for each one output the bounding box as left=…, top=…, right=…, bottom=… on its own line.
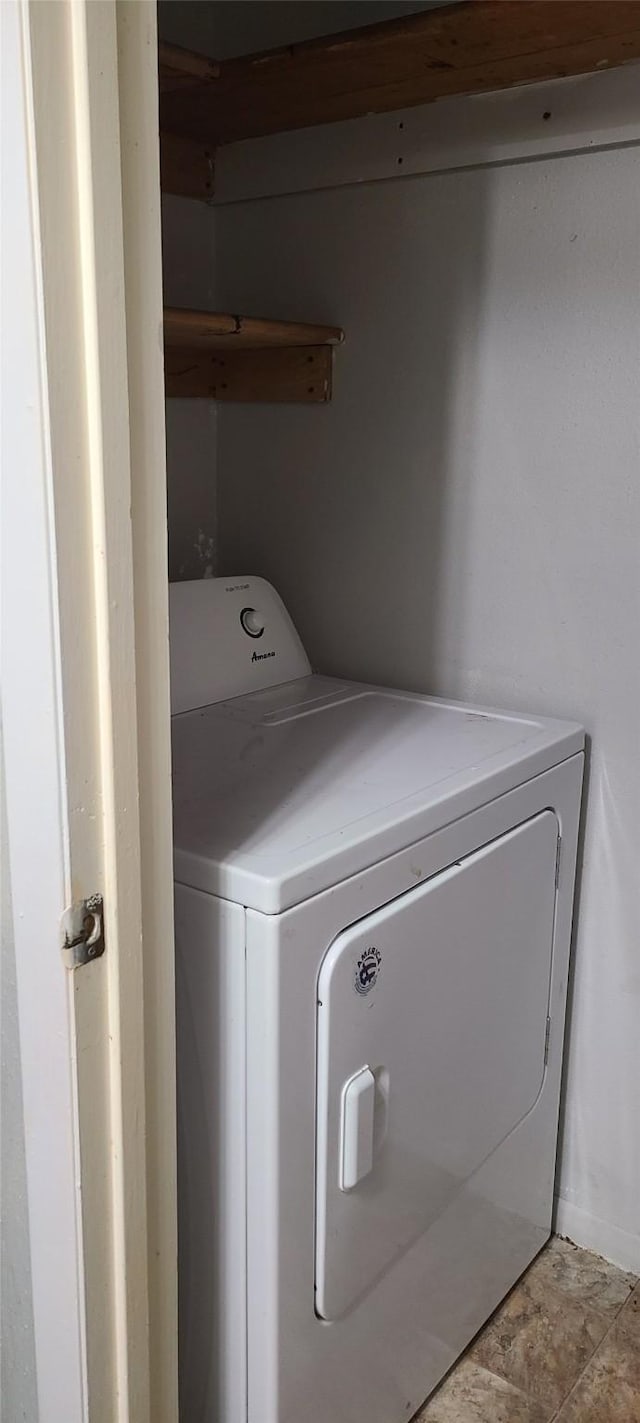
left=160, top=133, right=215, bottom=202
left=159, top=0, right=640, bottom=155
left=158, top=43, right=218, bottom=198
left=159, top=41, right=220, bottom=92
left=163, top=309, right=343, bottom=401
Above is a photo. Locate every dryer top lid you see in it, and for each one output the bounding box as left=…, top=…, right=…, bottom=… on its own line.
left=171, top=672, right=583, bottom=913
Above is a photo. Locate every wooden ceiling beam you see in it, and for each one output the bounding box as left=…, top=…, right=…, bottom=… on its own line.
left=160, top=133, right=215, bottom=203
left=159, top=1, right=640, bottom=149
left=159, top=41, right=220, bottom=93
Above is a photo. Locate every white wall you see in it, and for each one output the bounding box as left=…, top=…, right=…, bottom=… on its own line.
left=213, top=145, right=640, bottom=1269
left=162, top=194, right=218, bottom=579
left=159, top=2, right=217, bottom=581
left=157, top=1, right=443, bottom=580
left=1, top=718, right=38, bottom=1419
left=2, top=7, right=42, bottom=1413
left=157, top=0, right=640, bottom=1267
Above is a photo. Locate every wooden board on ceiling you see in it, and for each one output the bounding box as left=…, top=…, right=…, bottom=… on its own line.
left=159, top=0, right=640, bottom=149
left=159, top=41, right=220, bottom=92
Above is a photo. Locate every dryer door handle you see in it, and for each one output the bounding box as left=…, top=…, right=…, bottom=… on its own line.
left=339, top=1066, right=376, bottom=1191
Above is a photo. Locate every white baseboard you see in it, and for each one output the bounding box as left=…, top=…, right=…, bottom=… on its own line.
left=554, top=1196, right=640, bottom=1275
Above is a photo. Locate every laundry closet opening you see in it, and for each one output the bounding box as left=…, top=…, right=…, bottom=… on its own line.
left=155, top=4, right=640, bottom=1421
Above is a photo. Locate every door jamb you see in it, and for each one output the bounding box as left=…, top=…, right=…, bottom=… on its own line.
left=25, top=1, right=177, bottom=1416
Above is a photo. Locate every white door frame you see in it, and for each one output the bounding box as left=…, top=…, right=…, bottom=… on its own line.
left=2, top=3, right=87, bottom=1413
left=2, top=2, right=177, bottom=1417
left=115, top=5, right=178, bottom=1417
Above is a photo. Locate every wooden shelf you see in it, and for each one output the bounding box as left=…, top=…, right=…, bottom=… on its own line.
left=163, top=307, right=344, bottom=402
left=164, top=308, right=343, bottom=351
left=160, top=1, right=640, bottom=198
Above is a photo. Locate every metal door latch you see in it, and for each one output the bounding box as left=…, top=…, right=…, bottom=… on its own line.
left=61, top=894, right=105, bottom=969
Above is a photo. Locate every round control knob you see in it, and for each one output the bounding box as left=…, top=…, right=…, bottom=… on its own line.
left=240, top=606, right=264, bottom=639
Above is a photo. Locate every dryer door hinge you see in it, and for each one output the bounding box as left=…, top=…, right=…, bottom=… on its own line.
left=61, top=894, right=105, bottom=969
left=554, top=836, right=562, bottom=889
left=544, top=1016, right=552, bottom=1065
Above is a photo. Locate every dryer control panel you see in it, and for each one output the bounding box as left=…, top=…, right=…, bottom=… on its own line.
left=170, top=575, right=311, bottom=714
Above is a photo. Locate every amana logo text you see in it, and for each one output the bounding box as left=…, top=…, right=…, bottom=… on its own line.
left=252, top=649, right=276, bottom=662
left=354, top=946, right=382, bottom=995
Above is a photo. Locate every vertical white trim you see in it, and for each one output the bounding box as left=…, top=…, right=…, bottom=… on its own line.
left=24, top=0, right=157, bottom=1416
left=1, top=0, right=86, bottom=1414
left=27, top=4, right=118, bottom=1400
left=67, top=5, right=150, bottom=1410
left=117, top=3, right=179, bottom=1418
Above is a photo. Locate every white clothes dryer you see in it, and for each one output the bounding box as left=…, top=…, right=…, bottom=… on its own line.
left=171, top=576, right=584, bottom=1423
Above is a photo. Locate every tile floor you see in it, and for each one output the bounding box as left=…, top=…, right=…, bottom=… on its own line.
left=417, top=1236, right=639, bottom=1422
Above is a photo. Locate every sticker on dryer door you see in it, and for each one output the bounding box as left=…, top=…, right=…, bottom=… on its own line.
left=354, top=946, right=382, bottom=996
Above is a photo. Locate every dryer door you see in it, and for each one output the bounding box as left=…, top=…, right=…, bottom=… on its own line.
left=315, top=811, right=559, bottom=1321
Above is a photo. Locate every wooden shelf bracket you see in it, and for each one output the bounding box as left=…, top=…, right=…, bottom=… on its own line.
left=163, top=308, right=343, bottom=402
